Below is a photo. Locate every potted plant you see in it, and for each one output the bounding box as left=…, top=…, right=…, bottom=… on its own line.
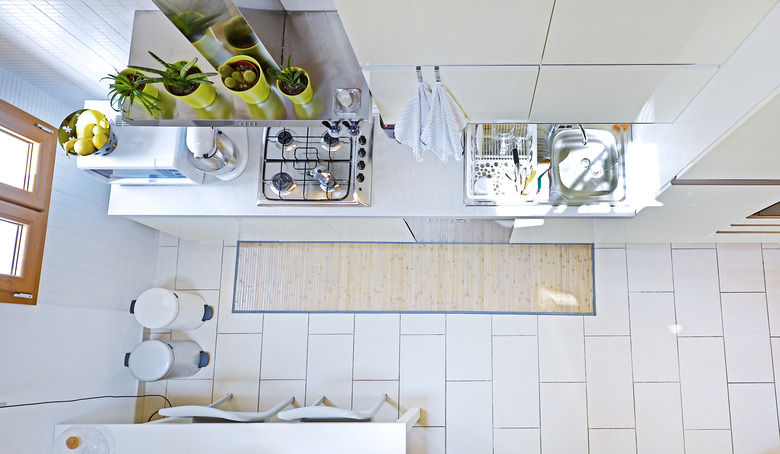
left=130, top=52, right=218, bottom=109
left=265, top=55, right=313, bottom=105
left=103, top=68, right=166, bottom=120
left=218, top=55, right=271, bottom=104
left=223, top=15, right=259, bottom=51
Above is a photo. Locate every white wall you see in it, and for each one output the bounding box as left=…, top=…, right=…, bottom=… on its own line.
left=0, top=67, right=156, bottom=453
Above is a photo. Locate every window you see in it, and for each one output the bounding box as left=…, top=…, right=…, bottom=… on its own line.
left=0, top=99, right=56, bottom=305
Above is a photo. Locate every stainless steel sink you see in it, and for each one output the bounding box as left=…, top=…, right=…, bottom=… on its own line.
left=548, top=126, right=626, bottom=203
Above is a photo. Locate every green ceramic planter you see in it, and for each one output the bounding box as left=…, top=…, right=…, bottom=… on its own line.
left=220, top=55, right=271, bottom=104
left=277, top=67, right=313, bottom=105
left=165, top=62, right=217, bottom=109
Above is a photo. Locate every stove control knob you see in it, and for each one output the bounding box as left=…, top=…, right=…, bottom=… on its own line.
left=357, top=161, right=365, bottom=170
left=358, top=136, right=367, bottom=145
left=358, top=148, right=366, bottom=157
left=356, top=173, right=365, bottom=183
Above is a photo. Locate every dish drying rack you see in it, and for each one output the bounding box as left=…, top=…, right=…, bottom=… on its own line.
left=465, top=123, right=538, bottom=204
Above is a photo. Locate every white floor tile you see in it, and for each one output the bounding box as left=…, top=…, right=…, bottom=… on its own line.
left=538, top=316, right=585, bottom=382
left=257, top=379, right=304, bottom=421
left=212, top=333, right=261, bottom=412
left=585, top=336, right=635, bottom=428
left=585, top=248, right=630, bottom=336
left=165, top=379, right=213, bottom=407
left=170, top=290, right=219, bottom=379
left=492, top=314, right=537, bottom=335
left=671, top=243, right=716, bottom=249
left=400, top=335, right=446, bottom=426
left=772, top=338, right=780, bottom=420
left=154, top=246, right=177, bottom=289
left=492, top=336, right=539, bottom=428
left=142, top=380, right=167, bottom=422
left=634, top=383, right=684, bottom=454
left=672, top=249, right=723, bottom=336
left=175, top=240, right=223, bottom=290
left=717, top=243, right=766, bottom=292
left=729, top=383, right=780, bottom=454
left=626, top=243, right=674, bottom=292
left=308, top=314, right=354, bottom=334
left=493, top=429, right=540, bottom=454
left=217, top=247, right=262, bottom=334
left=446, top=382, right=493, bottom=454
left=353, top=380, right=399, bottom=422
left=684, top=430, right=733, bottom=454
left=305, top=334, right=353, bottom=408
left=595, top=243, right=626, bottom=248
left=401, top=314, right=445, bottom=334
left=260, top=313, right=309, bottom=380
left=721, top=293, right=773, bottom=383
left=446, top=314, right=492, bottom=381
left=353, top=314, right=400, bottom=380
left=589, top=429, right=637, bottom=454
left=629, top=292, right=680, bottom=382
left=407, top=427, right=445, bottom=454
left=539, top=383, right=588, bottom=454
left=678, top=337, right=730, bottom=429
left=763, top=249, right=780, bottom=336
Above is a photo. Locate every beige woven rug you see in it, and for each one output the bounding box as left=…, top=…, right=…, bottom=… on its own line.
left=233, top=242, right=593, bottom=314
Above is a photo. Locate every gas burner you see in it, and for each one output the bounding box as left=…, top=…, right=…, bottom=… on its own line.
left=275, top=130, right=297, bottom=151
left=270, top=172, right=296, bottom=195
left=320, top=132, right=342, bottom=151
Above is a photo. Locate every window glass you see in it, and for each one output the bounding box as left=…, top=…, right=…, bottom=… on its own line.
left=0, top=127, right=39, bottom=192
left=0, top=217, right=27, bottom=277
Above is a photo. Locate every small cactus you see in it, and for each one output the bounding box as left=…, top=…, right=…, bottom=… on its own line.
left=231, top=71, right=244, bottom=83
left=224, top=77, right=238, bottom=89
left=244, top=70, right=257, bottom=84
left=218, top=64, right=233, bottom=79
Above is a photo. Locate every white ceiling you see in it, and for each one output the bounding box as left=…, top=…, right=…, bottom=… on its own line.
left=0, top=0, right=335, bottom=111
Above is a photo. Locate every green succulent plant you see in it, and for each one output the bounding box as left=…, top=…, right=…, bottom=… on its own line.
left=102, top=69, right=162, bottom=120
left=218, top=62, right=257, bottom=91
left=265, top=55, right=307, bottom=94
left=129, top=52, right=216, bottom=92
left=155, top=0, right=224, bottom=41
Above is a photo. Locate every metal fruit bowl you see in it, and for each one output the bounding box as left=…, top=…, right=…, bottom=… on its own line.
left=58, top=109, right=118, bottom=156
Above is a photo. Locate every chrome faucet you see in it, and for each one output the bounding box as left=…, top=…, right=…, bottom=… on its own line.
left=577, top=124, right=588, bottom=145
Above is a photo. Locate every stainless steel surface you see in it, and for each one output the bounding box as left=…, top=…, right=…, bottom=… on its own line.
left=257, top=119, right=372, bottom=206
left=126, top=10, right=371, bottom=126
left=549, top=126, right=626, bottom=203
left=151, top=0, right=280, bottom=72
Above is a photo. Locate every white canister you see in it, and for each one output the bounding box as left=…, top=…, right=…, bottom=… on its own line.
left=124, top=339, right=209, bottom=382
left=131, top=288, right=213, bottom=330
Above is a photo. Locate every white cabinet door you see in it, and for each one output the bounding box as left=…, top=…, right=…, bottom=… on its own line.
left=530, top=65, right=716, bottom=123
left=236, top=217, right=415, bottom=242
left=369, top=66, right=538, bottom=124
left=543, top=0, right=776, bottom=64
left=333, top=0, right=555, bottom=65
left=679, top=89, right=780, bottom=180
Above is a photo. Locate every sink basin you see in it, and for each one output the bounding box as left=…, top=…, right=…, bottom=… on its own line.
left=549, top=127, right=625, bottom=203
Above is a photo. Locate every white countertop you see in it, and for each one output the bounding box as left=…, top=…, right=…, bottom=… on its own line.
left=107, top=120, right=648, bottom=218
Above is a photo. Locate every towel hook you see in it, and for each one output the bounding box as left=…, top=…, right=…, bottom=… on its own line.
left=434, top=66, right=441, bottom=83
left=416, top=66, right=423, bottom=83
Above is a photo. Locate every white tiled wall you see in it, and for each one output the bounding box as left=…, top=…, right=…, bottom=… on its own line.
left=0, top=67, right=160, bottom=311
left=147, top=241, right=780, bottom=454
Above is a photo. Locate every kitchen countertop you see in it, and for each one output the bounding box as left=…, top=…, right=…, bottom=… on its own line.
left=107, top=119, right=650, bottom=218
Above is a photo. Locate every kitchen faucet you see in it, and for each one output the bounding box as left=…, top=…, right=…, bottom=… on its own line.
left=546, top=124, right=588, bottom=145
left=577, top=124, right=588, bottom=145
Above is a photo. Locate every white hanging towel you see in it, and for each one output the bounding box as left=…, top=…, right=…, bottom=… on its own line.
left=394, top=81, right=432, bottom=162
left=420, top=81, right=468, bottom=162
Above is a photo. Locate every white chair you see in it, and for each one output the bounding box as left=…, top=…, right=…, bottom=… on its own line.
left=277, top=394, right=387, bottom=422
left=157, top=393, right=294, bottom=422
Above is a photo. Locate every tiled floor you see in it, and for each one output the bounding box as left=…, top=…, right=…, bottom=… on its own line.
left=145, top=237, right=780, bottom=454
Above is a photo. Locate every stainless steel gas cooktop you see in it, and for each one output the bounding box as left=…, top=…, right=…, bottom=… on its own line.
left=257, top=120, right=372, bottom=206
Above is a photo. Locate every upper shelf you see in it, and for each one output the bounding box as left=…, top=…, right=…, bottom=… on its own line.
left=126, top=9, right=371, bottom=127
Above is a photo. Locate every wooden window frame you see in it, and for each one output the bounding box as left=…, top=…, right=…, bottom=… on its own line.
left=0, top=98, right=56, bottom=305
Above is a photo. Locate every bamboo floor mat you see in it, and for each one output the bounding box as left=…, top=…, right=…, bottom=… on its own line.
left=233, top=242, right=594, bottom=314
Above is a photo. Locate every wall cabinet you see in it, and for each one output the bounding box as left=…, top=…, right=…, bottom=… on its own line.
left=333, top=0, right=555, bottom=65
left=335, top=0, right=774, bottom=124
left=368, top=66, right=538, bottom=124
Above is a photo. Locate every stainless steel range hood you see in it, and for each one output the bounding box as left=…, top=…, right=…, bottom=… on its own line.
left=125, top=8, right=371, bottom=127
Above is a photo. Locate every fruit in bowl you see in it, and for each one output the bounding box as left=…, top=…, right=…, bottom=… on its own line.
left=58, top=109, right=117, bottom=156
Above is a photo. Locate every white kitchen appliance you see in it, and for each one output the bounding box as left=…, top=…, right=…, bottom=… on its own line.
left=76, top=125, right=204, bottom=185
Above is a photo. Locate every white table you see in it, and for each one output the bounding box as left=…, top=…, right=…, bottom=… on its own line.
left=55, top=409, right=420, bottom=454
